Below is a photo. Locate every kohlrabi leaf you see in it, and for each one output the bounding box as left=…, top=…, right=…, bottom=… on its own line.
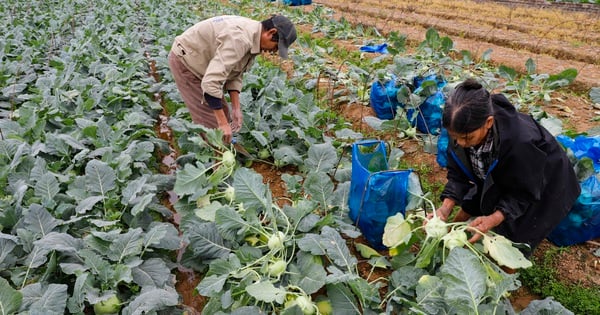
left=318, top=226, right=358, bottom=270
left=107, top=228, right=144, bottom=263
left=305, top=142, right=338, bottom=173
left=84, top=159, right=117, bottom=195
left=183, top=220, right=230, bottom=261
left=215, top=206, right=254, bottom=241
left=21, top=283, right=68, bottom=314
left=196, top=274, right=228, bottom=297
left=66, top=273, right=89, bottom=314
left=132, top=258, right=171, bottom=288
left=34, top=173, right=60, bottom=204
left=303, top=171, right=335, bottom=210
left=0, top=277, right=22, bottom=315
left=326, top=283, right=361, bottom=315
left=382, top=213, right=412, bottom=248
left=23, top=204, right=59, bottom=235
left=415, top=275, right=446, bottom=314
left=289, top=251, right=327, bottom=295
left=520, top=297, right=575, bottom=315
left=232, top=167, right=271, bottom=211
left=245, top=281, right=287, bottom=304
left=482, top=234, right=533, bottom=269
left=144, top=222, right=181, bottom=250
left=439, top=247, right=487, bottom=314
left=173, top=162, right=209, bottom=197
left=120, top=287, right=179, bottom=315
left=355, top=243, right=381, bottom=258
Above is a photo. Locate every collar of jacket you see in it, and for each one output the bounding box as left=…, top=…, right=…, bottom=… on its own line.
left=449, top=123, right=500, bottom=182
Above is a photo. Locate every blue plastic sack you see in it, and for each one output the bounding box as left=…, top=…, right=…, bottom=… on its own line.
left=556, top=135, right=600, bottom=171
left=360, top=43, right=389, bottom=54
left=436, top=128, right=450, bottom=167
left=348, top=140, right=412, bottom=249
left=369, top=78, right=401, bottom=120
left=407, top=74, right=446, bottom=135
left=548, top=175, right=600, bottom=246
left=282, top=0, right=312, bottom=5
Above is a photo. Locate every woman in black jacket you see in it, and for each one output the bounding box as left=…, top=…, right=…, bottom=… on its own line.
left=433, top=79, right=580, bottom=256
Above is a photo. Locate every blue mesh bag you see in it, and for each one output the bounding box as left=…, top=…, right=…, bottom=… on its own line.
left=348, top=140, right=412, bottom=249
left=548, top=175, right=600, bottom=246
left=548, top=135, right=600, bottom=246
left=369, top=77, right=401, bottom=120
left=407, top=75, right=446, bottom=135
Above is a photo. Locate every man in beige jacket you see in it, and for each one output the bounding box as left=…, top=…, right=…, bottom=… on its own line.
left=168, top=15, right=297, bottom=144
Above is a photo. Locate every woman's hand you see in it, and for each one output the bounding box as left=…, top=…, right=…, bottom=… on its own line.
left=467, top=210, right=505, bottom=243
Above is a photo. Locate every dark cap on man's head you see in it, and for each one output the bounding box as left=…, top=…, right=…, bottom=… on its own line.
left=272, top=15, right=296, bottom=59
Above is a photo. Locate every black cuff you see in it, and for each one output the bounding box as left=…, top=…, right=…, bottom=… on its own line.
left=204, top=93, right=223, bottom=110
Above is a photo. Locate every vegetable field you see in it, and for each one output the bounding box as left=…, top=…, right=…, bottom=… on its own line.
left=1, top=0, right=599, bottom=314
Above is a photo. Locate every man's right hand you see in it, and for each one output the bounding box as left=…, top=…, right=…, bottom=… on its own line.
left=214, top=108, right=233, bottom=144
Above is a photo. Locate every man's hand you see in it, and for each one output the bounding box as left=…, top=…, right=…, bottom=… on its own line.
left=214, top=108, right=233, bottom=144
left=229, top=90, right=242, bottom=133
left=230, top=109, right=243, bottom=133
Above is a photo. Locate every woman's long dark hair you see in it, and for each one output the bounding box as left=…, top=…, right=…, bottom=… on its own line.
left=442, top=78, right=493, bottom=134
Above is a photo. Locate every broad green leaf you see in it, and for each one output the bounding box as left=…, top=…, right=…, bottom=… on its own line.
left=289, top=251, right=327, bottom=294
left=215, top=206, right=253, bottom=241
left=132, top=258, right=171, bottom=288
left=439, top=247, right=487, bottom=313
left=66, top=273, right=89, bottom=314
left=318, top=226, right=357, bottom=270
left=0, top=236, right=18, bottom=267
left=415, top=275, right=446, bottom=314
left=348, top=277, right=381, bottom=306
left=78, top=248, right=113, bottom=283
left=521, top=297, right=575, bottom=315
left=547, top=68, right=577, bottom=89
left=232, top=167, right=271, bottom=211
left=498, top=65, right=518, bottom=81
left=273, top=145, right=303, bottom=166
left=107, top=228, right=144, bottom=263
left=390, top=266, right=428, bottom=296
left=173, top=162, right=209, bottom=197
left=590, top=87, right=600, bottom=104
left=196, top=274, right=228, bottom=297
left=121, top=287, right=179, bottom=315
left=75, top=196, right=104, bottom=214
left=84, top=160, right=117, bottom=196
left=303, top=172, right=334, bottom=210
left=34, top=173, right=59, bottom=203
left=0, top=277, right=22, bottom=315
left=183, top=221, right=230, bottom=261
left=525, top=58, right=536, bottom=75
left=22, top=283, right=68, bottom=315
left=305, top=142, right=338, bottom=173
left=33, top=232, right=83, bottom=253
left=326, top=283, right=361, bottom=315
left=297, top=233, right=326, bottom=256
left=382, top=213, right=412, bottom=248
left=130, top=193, right=154, bottom=216
left=144, top=222, right=181, bottom=250
left=482, top=234, right=532, bottom=269
left=355, top=243, right=381, bottom=258
left=245, top=281, right=287, bottom=304
left=23, top=205, right=59, bottom=236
